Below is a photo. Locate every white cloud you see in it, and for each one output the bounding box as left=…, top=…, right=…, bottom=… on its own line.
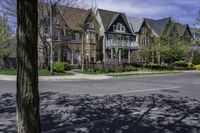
left=95, top=0, right=200, bottom=25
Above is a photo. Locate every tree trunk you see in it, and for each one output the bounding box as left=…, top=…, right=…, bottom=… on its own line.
left=16, top=0, right=41, bottom=133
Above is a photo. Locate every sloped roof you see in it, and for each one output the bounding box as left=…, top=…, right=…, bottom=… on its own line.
left=59, top=6, right=89, bottom=30
left=127, top=17, right=144, bottom=33
left=175, top=23, right=188, bottom=37
left=97, top=9, right=131, bottom=32
left=190, top=27, right=200, bottom=38
left=145, top=17, right=171, bottom=35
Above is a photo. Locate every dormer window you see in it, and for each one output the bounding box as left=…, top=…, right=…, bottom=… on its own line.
left=118, top=24, right=121, bottom=31
left=113, top=25, right=117, bottom=31
left=113, top=23, right=125, bottom=32
left=86, top=23, right=94, bottom=29
left=121, top=26, right=125, bottom=32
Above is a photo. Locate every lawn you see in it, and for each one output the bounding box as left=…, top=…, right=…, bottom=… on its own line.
left=0, top=69, right=74, bottom=76
left=108, top=71, right=181, bottom=77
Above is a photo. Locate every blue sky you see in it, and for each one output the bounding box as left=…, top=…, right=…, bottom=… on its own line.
left=96, top=0, right=200, bottom=27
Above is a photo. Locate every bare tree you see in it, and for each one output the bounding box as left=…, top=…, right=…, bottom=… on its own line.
left=1, top=0, right=89, bottom=71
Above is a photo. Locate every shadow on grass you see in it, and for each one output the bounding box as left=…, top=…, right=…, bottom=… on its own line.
left=1, top=92, right=200, bottom=133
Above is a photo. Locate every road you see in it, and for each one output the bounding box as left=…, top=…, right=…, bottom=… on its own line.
left=1, top=71, right=200, bottom=133
left=1, top=71, right=200, bottom=99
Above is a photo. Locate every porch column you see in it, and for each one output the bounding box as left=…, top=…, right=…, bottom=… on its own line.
left=71, top=51, right=74, bottom=65
left=111, top=48, right=113, bottom=59
left=119, top=49, right=121, bottom=62
left=128, top=49, right=131, bottom=63
left=103, top=35, right=106, bottom=62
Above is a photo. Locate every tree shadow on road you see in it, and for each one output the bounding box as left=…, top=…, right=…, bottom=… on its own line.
left=1, top=92, right=200, bottom=133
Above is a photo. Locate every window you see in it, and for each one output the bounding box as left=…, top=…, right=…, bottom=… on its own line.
left=113, top=25, right=117, bottom=31
left=121, top=26, right=125, bottom=32
left=53, top=18, right=59, bottom=24
left=53, top=28, right=59, bottom=41
left=107, top=34, right=113, bottom=46
left=86, top=23, right=94, bottom=29
left=124, top=36, right=128, bottom=46
left=75, top=33, right=80, bottom=43
left=108, top=34, right=113, bottom=40
left=43, top=27, right=49, bottom=34
left=117, top=23, right=121, bottom=31
left=113, top=23, right=125, bottom=32
left=86, top=31, right=96, bottom=43
left=90, top=33, right=96, bottom=43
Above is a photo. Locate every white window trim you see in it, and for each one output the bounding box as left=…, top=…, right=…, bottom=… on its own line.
left=113, top=23, right=125, bottom=33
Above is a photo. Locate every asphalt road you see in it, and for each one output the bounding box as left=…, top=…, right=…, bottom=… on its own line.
left=1, top=72, right=200, bottom=133
left=1, top=71, right=200, bottom=99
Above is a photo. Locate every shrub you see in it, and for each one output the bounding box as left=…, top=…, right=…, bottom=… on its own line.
left=123, top=65, right=137, bottom=72
left=144, top=64, right=174, bottom=70
left=53, top=62, right=70, bottom=73
left=195, top=65, right=200, bottom=70
left=192, top=51, right=200, bottom=65
left=114, top=66, right=124, bottom=72
left=84, top=67, right=105, bottom=74
left=188, top=62, right=194, bottom=68
left=104, top=59, right=122, bottom=72
left=144, top=64, right=162, bottom=70
left=174, top=67, right=196, bottom=70
left=174, top=61, right=188, bottom=67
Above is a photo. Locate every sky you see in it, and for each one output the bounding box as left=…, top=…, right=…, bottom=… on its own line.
left=95, top=0, right=200, bottom=27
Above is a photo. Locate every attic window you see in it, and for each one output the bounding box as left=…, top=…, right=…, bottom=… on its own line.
left=121, top=26, right=125, bottom=32
left=113, top=25, right=117, bottom=31
left=117, top=23, right=121, bottom=30
left=86, top=23, right=94, bottom=29
left=113, top=23, right=125, bottom=32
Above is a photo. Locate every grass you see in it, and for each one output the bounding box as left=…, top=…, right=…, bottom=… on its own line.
left=73, top=69, right=106, bottom=75
left=110, top=71, right=181, bottom=77
left=0, top=69, right=74, bottom=76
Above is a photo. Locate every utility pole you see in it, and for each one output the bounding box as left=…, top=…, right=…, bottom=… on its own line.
left=50, top=4, right=53, bottom=75
left=81, top=28, right=85, bottom=71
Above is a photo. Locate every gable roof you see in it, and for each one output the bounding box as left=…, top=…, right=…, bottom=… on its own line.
left=59, top=6, right=89, bottom=30
left=97, top=9, right=131, bottom=32
left=175, top=23, right=191, bottom=37
left=145, top=17, right=171, bottom=35
left=190, top=27, right=200, bottom=38
left=127, top=17, right=144, bottom=33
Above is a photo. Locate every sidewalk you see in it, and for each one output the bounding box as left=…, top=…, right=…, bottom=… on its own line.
left=0, top=70, right=198, bottom=81
left=0, top=73, right=112, bottom=81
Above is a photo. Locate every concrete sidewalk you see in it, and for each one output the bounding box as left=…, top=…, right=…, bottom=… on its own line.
left=0, top=70, right=198, bottom=81
left=0, top=73, right=112, bottom=81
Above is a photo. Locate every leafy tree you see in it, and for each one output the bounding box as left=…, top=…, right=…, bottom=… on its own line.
left=195, top=11, right=200, bottom=26
left=160, top=38, right=190, bottom=64
left=192, top=51, right=200, bottom=65
left=16, top=0, right=41, bottom=133
left=0, top=14, right=11, bottom=68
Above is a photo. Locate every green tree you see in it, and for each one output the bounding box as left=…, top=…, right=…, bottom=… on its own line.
left=0, top=14, right=10, bottom=68
left=195, top=11, right=200, bottom=46
left=160, top=38, right=190, bottom=64
left=192, top=51, right=200, bottom=65
left=16, top=0, right=41, bottom=133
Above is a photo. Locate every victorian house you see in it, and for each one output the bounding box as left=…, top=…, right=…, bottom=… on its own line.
left=127, top=17, right=193, bottom=63
left=38, top=4, right=193, bottom=67
left=96, top=9, right=139, bottom=63
left=38, top=4, right=100, bottom=67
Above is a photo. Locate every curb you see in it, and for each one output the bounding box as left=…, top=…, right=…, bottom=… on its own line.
left=0, top=74, right=112, bottom=81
